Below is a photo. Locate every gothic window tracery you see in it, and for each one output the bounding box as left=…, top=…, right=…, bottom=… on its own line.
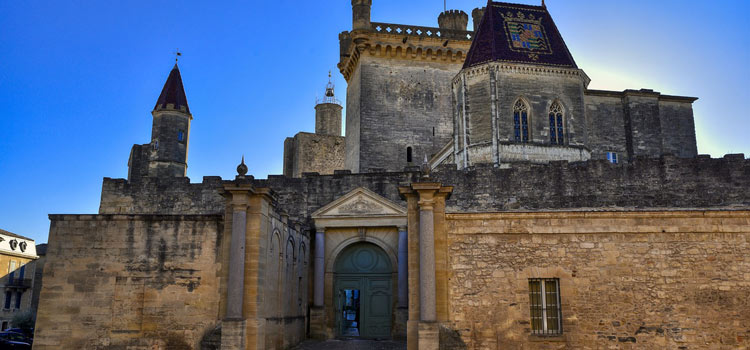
left=549, top=101, right=564, bottom=145
left=513, top=99, right=530, bottom=142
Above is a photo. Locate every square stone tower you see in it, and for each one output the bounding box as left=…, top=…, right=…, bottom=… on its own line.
left=339, top=1, right=476, bottom=173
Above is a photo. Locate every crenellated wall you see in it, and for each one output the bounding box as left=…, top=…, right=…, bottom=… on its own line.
left=99, top=176, right=225, bottom=215
left=260, top=155, right=750, bottom=228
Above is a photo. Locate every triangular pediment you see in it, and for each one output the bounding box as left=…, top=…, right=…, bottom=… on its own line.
left=312, top=187, right=406, bottom=219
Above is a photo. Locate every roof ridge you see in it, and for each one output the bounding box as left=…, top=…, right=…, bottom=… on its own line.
left=0, top=228, right=34, bottom=241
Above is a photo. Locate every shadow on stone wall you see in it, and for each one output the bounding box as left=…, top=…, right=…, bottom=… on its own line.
left=439, top=324, right=467, bottom=350
left=200, top=324, right=221, bottom=350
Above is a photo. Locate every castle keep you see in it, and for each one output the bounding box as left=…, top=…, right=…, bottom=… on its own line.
left=33, top=1, right=749, bottom=350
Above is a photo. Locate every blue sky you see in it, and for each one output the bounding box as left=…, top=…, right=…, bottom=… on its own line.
left=1, top=0, right=748, bottom=243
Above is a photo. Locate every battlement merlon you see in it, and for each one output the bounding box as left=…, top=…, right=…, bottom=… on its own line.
left=339, top=1, right=476, bottom=82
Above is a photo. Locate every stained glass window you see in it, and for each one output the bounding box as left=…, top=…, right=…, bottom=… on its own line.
left=513, top=99, right=530, bottom=143
left=549, top=102, right=564, bottom=145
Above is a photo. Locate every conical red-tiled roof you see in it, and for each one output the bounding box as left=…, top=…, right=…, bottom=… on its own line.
left=154, top=64, right=190, bottom=113
left=463, top=1, right=577, bottom=69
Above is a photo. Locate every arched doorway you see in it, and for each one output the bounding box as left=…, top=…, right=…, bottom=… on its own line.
left=333, top=242, right=393, bottom=339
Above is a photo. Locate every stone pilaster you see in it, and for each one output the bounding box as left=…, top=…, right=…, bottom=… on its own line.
left=222, top=181, right=253, bottom=349
left=310, top=227, right=327, bottom=339
left=398, top=225, right=409, bottom=308
left=399, top=182, right=453, bottom=350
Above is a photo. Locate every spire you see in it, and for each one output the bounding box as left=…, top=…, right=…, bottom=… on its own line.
left=317, top=71, right=341, bottom=105
left=154, top=64, right=190, bottom=114
left=325, top=71, right=335, bottom=98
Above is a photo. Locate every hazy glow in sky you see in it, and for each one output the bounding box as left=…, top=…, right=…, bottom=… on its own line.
left=1, top=0, right=748, bottom=243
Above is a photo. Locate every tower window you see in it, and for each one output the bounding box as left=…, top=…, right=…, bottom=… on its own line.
left=407, top=147, right=413, bottom=163
left=529, top=278, right=562, bottom=335
left=513, top=99, right=530, bottom=143
left=549, top=101, right=564, bottom=145
left=607, top=152, right=618, bottom=164
left=153, top=140, right=159, bottom=150
left=178, top=130, right=185, bottom=142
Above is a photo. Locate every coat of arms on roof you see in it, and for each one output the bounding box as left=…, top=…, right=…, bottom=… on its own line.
left=502, top=11, right=552, bottom=60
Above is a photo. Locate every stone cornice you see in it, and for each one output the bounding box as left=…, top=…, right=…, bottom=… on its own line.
left=447, top=209, right=750, bottom=219
left=585, top=89, right=698, bottom=103
left=338, top=29, right=472, bottom=82
left=453, top=61, right=590, bottom=87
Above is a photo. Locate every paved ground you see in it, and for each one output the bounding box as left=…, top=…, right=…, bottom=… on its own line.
left=291, top=339, right=407, bottom=350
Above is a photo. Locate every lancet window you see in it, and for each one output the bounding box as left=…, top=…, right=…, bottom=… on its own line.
left=549, top=102, right=564, bottom=145
left=513, top=99, right=530, bottom=142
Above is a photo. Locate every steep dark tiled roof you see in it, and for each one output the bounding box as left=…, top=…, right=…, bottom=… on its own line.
left=463, top=1, right=577, bottom=69
left=154, top=64, right=190, bottom=113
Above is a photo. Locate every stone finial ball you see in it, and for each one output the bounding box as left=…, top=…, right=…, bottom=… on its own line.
left=237, top=157, right=248, bottom=176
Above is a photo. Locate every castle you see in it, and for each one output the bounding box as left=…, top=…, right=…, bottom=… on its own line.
left=33, top=1, right=749, bottom=350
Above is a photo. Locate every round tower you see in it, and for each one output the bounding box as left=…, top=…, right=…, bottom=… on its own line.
left=315, top=72, right=343, bottom=136
left=438, top=10, right=468, bottom=31
left=471, top=7, right=485, bottom=32
left=150, top=64, right=192, bottom=177
left=351, top=0, right=372, bottom=31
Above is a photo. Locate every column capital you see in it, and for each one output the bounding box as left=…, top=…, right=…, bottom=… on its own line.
left=223, top=183, right=253, bottom=211
left=399, top=182, right=453, bottom=211
left=397, top=225, right=408, bottom=232
left=223, top=183, right=277, bottom=210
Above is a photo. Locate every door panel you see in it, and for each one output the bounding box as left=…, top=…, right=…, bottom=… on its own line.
left=362, top=276, right=392, bottom=338
left=333, top=243, right=393, bottom=339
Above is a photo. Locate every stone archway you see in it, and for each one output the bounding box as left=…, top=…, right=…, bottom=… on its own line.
left=333, top=242, right=393, bottom=339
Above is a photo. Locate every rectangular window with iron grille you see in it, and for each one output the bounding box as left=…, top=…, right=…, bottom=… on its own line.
left=528, top=278, right=562, bottom=335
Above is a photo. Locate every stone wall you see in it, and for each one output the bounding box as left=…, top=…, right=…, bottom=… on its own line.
left=34, top=214, right=223, bottom=349
left=257, top=211, right=310, bottom=349
left=99, top=176, right=225, bottom=215
left=283, top=132, right=345, bottom=178
left=455, top=64, right=588, bottom=158
left=442, top=210, right=750, bottom=349
left=261, top=155, right=750, bottom=228
left=585, top=89, right=698, bottom=163
left=345, top=63, right=362, bottom=172
left=584, top=93, right=628, bottom=161
left=349, top=55, right=460, bottom=172
left=99, top=154, right=749, bottom=231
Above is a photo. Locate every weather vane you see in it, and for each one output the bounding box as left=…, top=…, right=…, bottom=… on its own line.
left=174, top=49, right=182, bottom=63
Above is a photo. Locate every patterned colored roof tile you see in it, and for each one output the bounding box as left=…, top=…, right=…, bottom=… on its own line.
left=463, top=1, right=577, bottom=69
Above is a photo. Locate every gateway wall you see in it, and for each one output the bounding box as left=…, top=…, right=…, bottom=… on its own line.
left=33, top=214, right=224, bottom=350
left=441, top=211, right=750, bottom=349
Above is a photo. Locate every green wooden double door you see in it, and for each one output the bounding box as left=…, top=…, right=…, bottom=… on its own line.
left=334, top=243, right=393, bottom=339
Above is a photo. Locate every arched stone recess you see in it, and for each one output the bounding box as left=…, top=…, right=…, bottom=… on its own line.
left=309, top=187, right=408, bottom=340
left=326, top=235, right=397, bottom=275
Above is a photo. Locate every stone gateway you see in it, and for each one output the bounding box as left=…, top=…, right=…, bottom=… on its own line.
left=33, top=1, right=749, bottom=350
